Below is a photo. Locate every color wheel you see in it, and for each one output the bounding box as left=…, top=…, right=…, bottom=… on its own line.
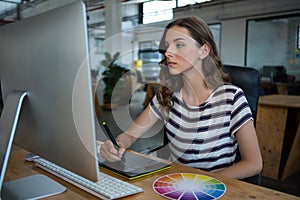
left=153, top=173, right=226, bottom=200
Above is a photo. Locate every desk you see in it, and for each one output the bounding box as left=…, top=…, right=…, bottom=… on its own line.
left=256, top=95, right=300, bottom=180
left=259, top=82, right=289, bottom=95
left=5, top=146, right=300, bottom=200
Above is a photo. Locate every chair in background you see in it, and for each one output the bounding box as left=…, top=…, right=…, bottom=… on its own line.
left=136, top=69, right=145, bottom=85
left=135, top=68, right=160, bottom=108
left=222, top=64, right=261, bottom=185
left=222, top=64, right=260, bottom=125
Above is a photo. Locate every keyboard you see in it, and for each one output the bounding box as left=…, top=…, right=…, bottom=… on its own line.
left=34, top=157, right=143, bottom=199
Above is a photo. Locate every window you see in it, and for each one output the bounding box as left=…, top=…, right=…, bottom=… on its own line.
left=0, top=0, right=20, bottom=14
left=178, top=0, right=211, bottom=7
left=0, top=0, right=21, bottom=25
left=297, top=26, right=300, bottom=50
left=142, top=1, right=176, bottom=24
left=142, top=0, right=212, bottom=24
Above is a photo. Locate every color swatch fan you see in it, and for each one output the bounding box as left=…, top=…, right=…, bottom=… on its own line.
left=153, top=173, right=226, bottom=200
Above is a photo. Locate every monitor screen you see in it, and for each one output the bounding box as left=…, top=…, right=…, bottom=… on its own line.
left=0, top=1, right=99, bottom=182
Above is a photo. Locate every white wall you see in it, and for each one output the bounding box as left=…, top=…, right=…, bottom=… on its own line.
left=220, top=18, right=246, bottom=65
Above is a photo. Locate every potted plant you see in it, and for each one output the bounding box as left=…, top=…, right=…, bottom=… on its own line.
left=101, top=52, right=126, bottom=109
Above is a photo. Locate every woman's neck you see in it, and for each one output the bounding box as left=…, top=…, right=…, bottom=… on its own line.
left=181, top=71, right=212, bottom=106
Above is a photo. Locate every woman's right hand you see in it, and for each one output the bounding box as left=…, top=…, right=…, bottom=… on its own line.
left=99, top=140, right=126, bottom=162
left=99, top=108, right=157, bottom=162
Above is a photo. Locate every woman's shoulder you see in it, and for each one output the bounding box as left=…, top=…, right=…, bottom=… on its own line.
left=214, top=84, right=243, bottom=94
left=209, top=84, right=244, bottom=101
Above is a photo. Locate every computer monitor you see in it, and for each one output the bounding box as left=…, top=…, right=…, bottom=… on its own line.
left=0, top=0, right=99, bottom=195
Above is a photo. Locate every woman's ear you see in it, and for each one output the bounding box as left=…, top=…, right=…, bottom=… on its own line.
left=199, top=44, right=210, bottom=59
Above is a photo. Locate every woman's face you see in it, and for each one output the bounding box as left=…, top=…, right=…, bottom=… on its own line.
left=164, top=25, right=203, bottom=75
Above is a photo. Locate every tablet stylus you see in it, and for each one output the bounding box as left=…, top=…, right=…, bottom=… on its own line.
left=102, top=121, right=120, bottom=148
left=101, top=121, right=126, bottom=162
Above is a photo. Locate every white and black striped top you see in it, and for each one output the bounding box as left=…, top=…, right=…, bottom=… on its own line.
left=149, top=84, right=253, bottom=172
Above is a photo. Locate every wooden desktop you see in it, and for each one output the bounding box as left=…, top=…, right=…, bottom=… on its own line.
left=4, top=145, right=300, bottom=200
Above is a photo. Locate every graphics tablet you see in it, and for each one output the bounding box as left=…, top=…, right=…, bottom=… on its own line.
left=98, top=151, right=171, bottom=180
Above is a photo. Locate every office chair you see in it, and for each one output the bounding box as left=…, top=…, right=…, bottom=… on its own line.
left=136, top=69, right=145, bottom=84
left=222, top=64, right=262, bottom=185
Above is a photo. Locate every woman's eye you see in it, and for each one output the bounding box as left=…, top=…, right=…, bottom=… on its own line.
left=176, top=43, right=184, bottom=48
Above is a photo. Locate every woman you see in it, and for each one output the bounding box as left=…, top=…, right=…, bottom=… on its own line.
left=100, top=16, right=262, bottom=180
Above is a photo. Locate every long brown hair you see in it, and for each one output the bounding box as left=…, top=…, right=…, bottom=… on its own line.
left=156, top=16, right=230, bottom=114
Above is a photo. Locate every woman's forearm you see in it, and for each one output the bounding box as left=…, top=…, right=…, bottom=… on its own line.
left=116, top=105, right=158, bottom=149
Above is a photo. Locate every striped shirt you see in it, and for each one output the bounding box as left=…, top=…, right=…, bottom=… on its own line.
left=149, top=84, right=253, bottom=172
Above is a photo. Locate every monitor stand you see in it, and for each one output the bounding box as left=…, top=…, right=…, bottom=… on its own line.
left=0, top=91, right=66, bottom=199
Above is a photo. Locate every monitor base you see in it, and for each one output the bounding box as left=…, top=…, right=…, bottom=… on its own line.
left=2, top=174, right=66, bottom=199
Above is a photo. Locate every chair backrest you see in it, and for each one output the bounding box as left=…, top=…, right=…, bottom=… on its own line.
left=222, top=64, right=259, bottom=125
left=222, top=64, right=261, bottom=185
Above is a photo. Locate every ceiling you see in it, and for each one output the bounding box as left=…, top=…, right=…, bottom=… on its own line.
left=0, top=0, right=216, bottom=28
left=0, top=0, right=155, bottom=25
left=0, top=0, right=212, bottom=25
left=0, top=0, right=48, bottom=24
